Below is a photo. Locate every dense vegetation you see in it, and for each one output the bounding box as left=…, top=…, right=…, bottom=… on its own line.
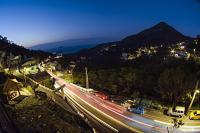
left=73, top=45, right=200, bottom=107
left=0, top=35, right=51, bottom=65
left=69, top=23, right=200, bottom=108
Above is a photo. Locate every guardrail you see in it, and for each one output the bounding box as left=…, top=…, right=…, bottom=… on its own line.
left=69, top=83, right=94, bottom=92
left=18, top=72, right=101, bottom=132
left=23, top=74, right=78, bottom=115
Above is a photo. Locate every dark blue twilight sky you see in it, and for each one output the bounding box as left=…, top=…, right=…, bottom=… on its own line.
left=0, top=0, right=199, bottom=47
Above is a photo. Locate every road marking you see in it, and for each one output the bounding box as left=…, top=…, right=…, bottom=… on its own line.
left=49, top=71, right=166, bottom=132
left=144, top=113, right=171, bottom=122
left=154, top=120, right=173, bottom=126
left=65, top=84, right=166, bottom=132
left=90, top=97, right=167, bottom=132
left=182, top=125, right=200, bottom=128
left=179, top=128, right=200, bottom=132
left=21, top=70, right=200, bottom=133
left=58, top=78, right=143, bottom=132
left=83, top=88, right=166, bottom=132
left=47, top=71, right=168, bottom=133
left=64, top=88, right=119, bottom=132
left=63, top=85, right=143, bottom=132
left=88, top=95, right=124, bottom=114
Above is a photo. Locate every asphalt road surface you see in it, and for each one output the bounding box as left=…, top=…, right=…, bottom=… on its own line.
left=47, top=71, right=200, bottom=133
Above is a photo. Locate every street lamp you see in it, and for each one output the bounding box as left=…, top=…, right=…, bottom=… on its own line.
left=187, top=80, right=200, bottom=114
left=23, top=67, right=28, bottom=84
left=180, top=46, right=185, bottom=50
left=193, top=49, right=196, bottom=54
left=170, top=49, right=175, bottom=54
left=85, top=67, right=89, bottom=89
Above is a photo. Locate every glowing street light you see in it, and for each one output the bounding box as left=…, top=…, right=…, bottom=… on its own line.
left=187, top=80, right=200, bottom=114
left=193, top=49, right=196, bottom=54
left=170, top=49, right=175, bottom=54
left=180, top=46, right=185, bottom=50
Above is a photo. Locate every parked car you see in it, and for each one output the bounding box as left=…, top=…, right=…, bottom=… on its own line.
left=94, top=91, right=109, bottom=100
left=127, top=105, right=145, bottom=115
left=167, top=106, right=185, bottom=118
left=150, top=103, right=163, bottom=110
left=121, top=100, right=135, bottom=108
left=189, top=111, right=200, bottom=120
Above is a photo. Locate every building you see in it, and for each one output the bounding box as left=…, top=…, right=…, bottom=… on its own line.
left=173, top=51, right=190, bottom=60
left=46, top=61, right=62, bottom=71
left=121, top=53, right=128, bottom=60
left=3, top=79, right=32, bottom=101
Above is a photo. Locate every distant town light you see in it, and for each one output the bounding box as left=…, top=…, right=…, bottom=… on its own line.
left=193, top=49, right=196, bottom=54
left=180, top=46, right=185, bottom=49
left=170, top=49, right=175, bottom=54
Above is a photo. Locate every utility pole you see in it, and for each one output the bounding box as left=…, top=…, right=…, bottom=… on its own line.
left=85, top=67, right=89, bottom=89
left=187, top=80, right=200, bottom=114
left=23, top=68, right=26, bottom=84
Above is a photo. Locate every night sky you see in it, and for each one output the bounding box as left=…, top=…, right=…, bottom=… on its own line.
left=0, top=0, right=199, bottom=47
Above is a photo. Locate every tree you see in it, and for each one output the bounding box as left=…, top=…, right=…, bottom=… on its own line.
left=117, top=68, right=136, bottom=92
left=158, top=67, right=195, bottom=106
left=2, top=37, right=8, bottom=43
